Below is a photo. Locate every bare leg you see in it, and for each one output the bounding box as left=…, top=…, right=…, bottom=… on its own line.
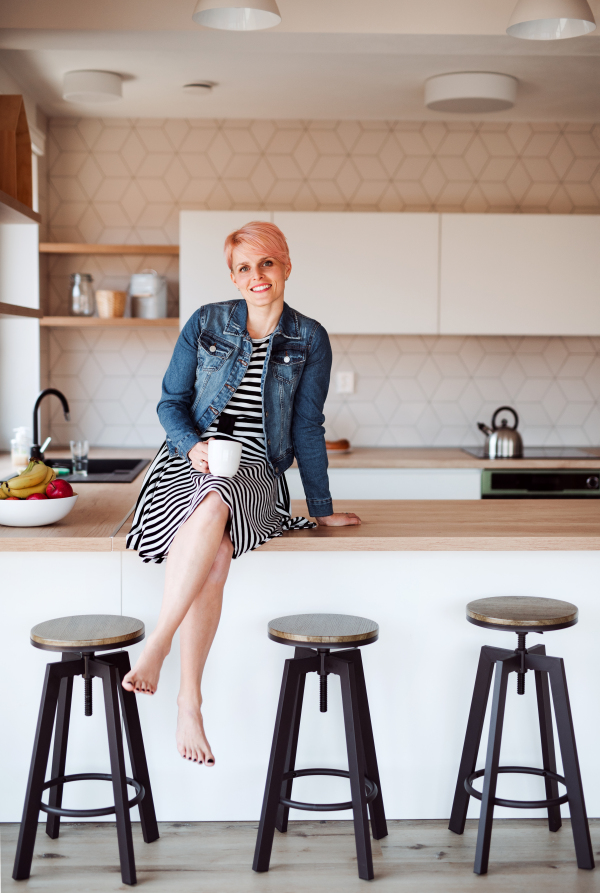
left=176, top=532, right=233, bottom=765
left=122, top=492, right=230, bottom=694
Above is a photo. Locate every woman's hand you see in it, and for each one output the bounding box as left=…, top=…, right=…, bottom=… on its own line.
left=188, top=440, right=212, bottom=473
left=315, top=512, right=361, bottom=527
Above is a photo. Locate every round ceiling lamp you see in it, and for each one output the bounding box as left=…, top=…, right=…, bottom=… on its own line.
left=183, top=82, right=214, bottom=95
left=192, top=0, right=281, bottom=30
left=425, top=72, right=517, bottom=113
left=63, top=70, right=122, bottom=103
left=506, top=0, right=596, bottom=39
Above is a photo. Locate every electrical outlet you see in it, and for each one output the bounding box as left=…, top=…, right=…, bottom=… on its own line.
left=335, top=371, right=355, bottom=394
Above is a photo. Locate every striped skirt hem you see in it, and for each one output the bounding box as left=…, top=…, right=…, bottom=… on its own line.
left=126, top=442, right=315, bottom=563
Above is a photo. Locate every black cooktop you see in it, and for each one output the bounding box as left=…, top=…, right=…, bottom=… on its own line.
left=462, top=447, right=598, bottom=460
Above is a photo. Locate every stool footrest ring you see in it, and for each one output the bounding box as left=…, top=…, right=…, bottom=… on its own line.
left=279, top=768, right=378, bottom=812
left=465, top=766, right=568, bottom=810
left=40, top=773, right=145, bottom=818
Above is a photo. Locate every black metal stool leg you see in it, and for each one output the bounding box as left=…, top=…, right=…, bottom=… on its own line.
left=449, top=645, right=511, bottom=835
left=45, top=663, right=74, bottom=839
left=332, top=654, right=374, bottom=881
left=102, top=651, right=160, bottom=844
left=473, top=656, right=516, bottom=876
left=528, top=644, right=562, bottom=833
left=13, top=659, right=83, bottom=881
left=275, top=648, right=308, bottom=834
left=253, top=654, right=318, bottom=872
left=93, top=658, right=137, bottom=886
left=528, top=652, right=594, bottom=870
left=343, top=648, right=387, bottom=841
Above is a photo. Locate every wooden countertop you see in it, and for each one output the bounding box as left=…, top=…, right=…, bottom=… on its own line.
left=321, top=447, right=600, bottom=470
left=114, top=499, right=600, bottom=553
left=2, top=449, right=599, bottom=552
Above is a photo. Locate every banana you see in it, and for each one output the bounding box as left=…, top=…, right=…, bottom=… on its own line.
left=0, top=489, right=6, bottom=500
left=2, top=466, right=56, bottom=499
left=8, top=460, right=48, bottom=490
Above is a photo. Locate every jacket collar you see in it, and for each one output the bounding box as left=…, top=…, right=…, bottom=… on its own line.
left=223, top=300, right=301, bottom=340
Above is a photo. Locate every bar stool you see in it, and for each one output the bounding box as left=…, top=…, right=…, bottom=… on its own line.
left=253, top=613, right=387, bottom=881
left=449, top=596, right=594, bottom=875
left=12, top=614, right=159, bottom=886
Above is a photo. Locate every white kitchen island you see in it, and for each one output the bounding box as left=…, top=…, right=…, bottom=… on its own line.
left=2, top=463, right=600, bottom=827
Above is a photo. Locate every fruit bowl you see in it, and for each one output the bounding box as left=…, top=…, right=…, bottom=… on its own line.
left=0, top=495, right=78, bottom=527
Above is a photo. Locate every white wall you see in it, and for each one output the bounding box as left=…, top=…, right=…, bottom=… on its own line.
left=0, top=317, right=40, bottom=450
left=0, top=225, right=41, bottom=450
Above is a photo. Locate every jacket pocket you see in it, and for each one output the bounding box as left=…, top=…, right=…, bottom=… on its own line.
left=197, top=331, right=235, bottom=372
left=270, top=348, right=305, bottom=382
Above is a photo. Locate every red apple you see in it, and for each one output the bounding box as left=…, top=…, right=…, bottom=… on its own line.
left=5, top=497, right=19, bottom=500
left=27, top=493, right=48, bottom=500
left=46, top=479, right=74, bottom=499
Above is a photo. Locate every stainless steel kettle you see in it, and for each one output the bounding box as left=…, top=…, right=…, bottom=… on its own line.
left=477, top=406, right=523, bottom=459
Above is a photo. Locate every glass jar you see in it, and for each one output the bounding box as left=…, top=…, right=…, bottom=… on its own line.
left=70, top=273, right=95, bottom=316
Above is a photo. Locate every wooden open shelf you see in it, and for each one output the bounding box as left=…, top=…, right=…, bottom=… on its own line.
left=40, top=316, right=179, bottom=327
left=0, top=302, right=42, bottom=319
left=39, top=243, right=179, bottom=255
left=0, top=189, right=41, bottom=225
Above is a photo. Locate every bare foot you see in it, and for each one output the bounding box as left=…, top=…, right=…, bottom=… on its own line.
left=122, top=634, right=170, bottom=695
left=176, top=697, right=215, bottom=765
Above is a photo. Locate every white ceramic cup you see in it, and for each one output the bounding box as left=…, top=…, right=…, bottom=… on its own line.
left=208, top=439, right=242, bottom=478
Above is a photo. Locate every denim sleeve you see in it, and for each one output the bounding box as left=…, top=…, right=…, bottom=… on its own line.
left=291, top=323, right=334, bottom=517
left=157, top=312, right=201, bottom=459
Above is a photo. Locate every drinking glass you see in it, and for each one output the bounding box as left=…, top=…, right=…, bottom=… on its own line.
left=70, top=440, right=89, bottom=476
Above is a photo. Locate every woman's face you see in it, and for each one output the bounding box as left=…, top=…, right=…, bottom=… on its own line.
left=230, top=246, right=291, bottom=311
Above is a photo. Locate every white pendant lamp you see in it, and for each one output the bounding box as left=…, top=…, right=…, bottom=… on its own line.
left=507, top=0, right=596, bottom=39
left=425, top=73, right=517, bottom=113
left=63, top=71, right=122, bottom=103
left=192, top=0, right=281, bottom=30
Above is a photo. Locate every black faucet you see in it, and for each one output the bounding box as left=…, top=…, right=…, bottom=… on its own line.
left=31, top=388, right=70, bottom=460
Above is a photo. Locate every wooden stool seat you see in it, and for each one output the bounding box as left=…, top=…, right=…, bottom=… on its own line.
left=31, top=614, right=145, bottom=652
left=467, top=596, right=578, bottom=633
left=268, top=613, right=379, bottom=648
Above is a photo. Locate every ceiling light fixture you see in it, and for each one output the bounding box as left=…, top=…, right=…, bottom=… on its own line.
left=425, top=72, right=517, bottom=113
left=183, top=83, right=214, bottom=95
left=192, top=0, right=281, bottom=30
left=506, top=0, right=596, bottom=39
left=63, top=70, right=123, bottom=104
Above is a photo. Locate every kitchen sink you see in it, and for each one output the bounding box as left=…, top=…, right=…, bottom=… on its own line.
left=44, top=457, right=150, bottom=483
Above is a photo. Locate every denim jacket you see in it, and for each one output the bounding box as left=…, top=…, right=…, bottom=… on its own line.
left=157, top=299, right=333, bottom=517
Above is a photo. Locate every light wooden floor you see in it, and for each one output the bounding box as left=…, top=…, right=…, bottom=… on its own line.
left=3, top=819, right=600, bottom=892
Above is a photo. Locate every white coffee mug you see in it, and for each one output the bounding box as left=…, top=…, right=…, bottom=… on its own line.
left=208, top=439, right=242, bottom=478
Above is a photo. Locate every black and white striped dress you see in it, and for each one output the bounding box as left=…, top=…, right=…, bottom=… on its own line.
left=127, top=336, right=316, bottom=563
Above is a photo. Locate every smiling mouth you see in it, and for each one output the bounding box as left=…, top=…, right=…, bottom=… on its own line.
left=250, top=284, right=272, bottom=293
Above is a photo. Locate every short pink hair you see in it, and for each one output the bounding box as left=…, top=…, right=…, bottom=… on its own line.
left=224, top=221, right=291, bottom=271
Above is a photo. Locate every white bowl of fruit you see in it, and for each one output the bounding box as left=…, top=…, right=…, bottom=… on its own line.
left=0, top=461, right=78, bottom=527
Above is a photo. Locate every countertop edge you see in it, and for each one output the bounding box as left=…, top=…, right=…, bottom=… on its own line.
left=257, top=535, right=600, bottom=552
left=0, top=538, right=112, bottom=552
left=111, top=536, right=600, bottom=553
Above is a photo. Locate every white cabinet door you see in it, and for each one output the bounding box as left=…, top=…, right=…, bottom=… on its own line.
left=179, top=210, right=272, bottom=329
left=274, top=212, right=439, bottom=334
left=285, top=468, right=481, bottom=500
left=440, top=214, right=600, bottom=335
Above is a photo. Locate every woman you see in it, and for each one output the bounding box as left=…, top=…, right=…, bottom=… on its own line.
left=123, top=221, right=361, bottom=767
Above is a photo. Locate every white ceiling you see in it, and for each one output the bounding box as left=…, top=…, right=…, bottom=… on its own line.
left=1, top=1, right=600, bottom=120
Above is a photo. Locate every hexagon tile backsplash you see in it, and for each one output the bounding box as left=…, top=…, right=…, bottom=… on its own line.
left=43, top=116, right=600, bottom=449
left=45, top=330, right=600, bottom=449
